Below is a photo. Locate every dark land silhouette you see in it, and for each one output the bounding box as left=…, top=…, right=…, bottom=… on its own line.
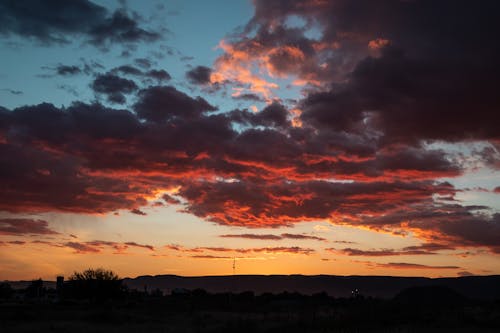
left=1, top=273, right=499, bottom=332
left=123, top=274, right=500, bottom=300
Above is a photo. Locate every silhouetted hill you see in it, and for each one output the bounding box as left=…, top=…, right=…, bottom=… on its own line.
left=4, top=280, right=56, bottom=290
left=394, top=285, right=468, bottom=305
left=121, top=274, right=500, bottom=300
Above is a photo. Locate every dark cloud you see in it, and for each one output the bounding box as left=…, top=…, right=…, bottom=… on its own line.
left=145, top=69, right=171, bottom=82
left=213, top=0, right=500, bottom=145
left=162, top=194, right=181, bottom=205
left=0, top=218, right=58, bottom=235
left=88, top=9, right=160, bottom=46
left=280, top=233, right=326, bottom=241
left=0, top=0, right=107, bottom=44
left=130, top=208, right=147, bottom=216
left=111, top=65, right=171, bottom=82
left=329, top=243, right=454, bottom=257
left=191, top=255, right=232, bottom=259
left=0, top=102, right=150, bottom=214
left=186, top=66, right=212, bottom=85
left=134, top=85, right=216, bottom=122
left=0, top=64, right=495, bottom=256
left=166, top=244, right=315, bottom=255
left=374, top=262, right=461, bottom=270
left=300, top=47, right=500, bottom=144
left=134, top=58, right=153, bottom=69
left=219, top=234, right=283, bottom=241
left=0, top=1, right=160, bottom=46
left=220, top=233, right=328, bottom=241
left=179, top=180, right=455, bottom=227
left=7, top=240, right=26, bottom=245
left=65, top=241, right=100, bottom=254
left=91, top=73, right=138, bottom=104
left=123, top=241, right=154, bottom=251
left=228, top=102, right=290, bottom=128
left=1, top=89, right=23, bottom=95
left=232, top=93, right=264, bottom=102
left=64, top=240, right=154, bottom=253
left=112, top=65, right=144, bottom=76
left=55, top=65, right=82, bottom=76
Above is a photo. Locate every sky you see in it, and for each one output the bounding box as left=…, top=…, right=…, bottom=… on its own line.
left=0, top=0, right=499, bottom=281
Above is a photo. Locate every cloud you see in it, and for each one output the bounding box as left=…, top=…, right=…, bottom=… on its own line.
left=165, top=244, right=315, bottom=255
left=232, top=93, right=264, bottom=102
left=134, top=85, right=217, bottom=122
left=0, top=1, right=160, bottom=46
left=0, top=218, right=58, bottom=235
left=111, top=65, right=171, bottom=83
left=228, top=102, right=290, bottom=129
left=1, top=89, right=23, bottom=95
left=123, top=241, right=154, bottom=251
left=220, top=233, right=326, bottom=241
left=299, top=47, right=500, bottom=145
left=145, top=69, right=171, bottom=82
left=332, top=240, right=356, bottom=244
left=0, top=61, right=497, bottom=257
left=65, top=241, right=100, bottom=254
left=211, top=0, right=500, bottom=146
left=87, top=9, right=161, bottom=47
left=64, top=240, right=154, bottom=254
left=328, top=243, right=451, bottom=257
left=55, top=65, right=82, bottom=76
left=191, top=255, right=232, bottom=259
left=91, top=73, right=138, bottom=104
left=280, top=233, right=326, bottom=241
left=162, top=194, right=181, bottom=205
left=0, top=240, right=25, bottom=246
left=219, top=234, right=282, bottom=241
left=130, top=208, right=147, bottom=216
left=134, top=58, right=152, bottom=69
left=186, top=66, right=212, bottom=85
left=374, top=262, right=461, bottom=270
left=7, top=241, right=26, bottom=245
left=111, top=65, right=144, bottom=76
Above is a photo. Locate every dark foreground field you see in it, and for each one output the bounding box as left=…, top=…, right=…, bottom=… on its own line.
left=1, top=287, right=499, bottom=333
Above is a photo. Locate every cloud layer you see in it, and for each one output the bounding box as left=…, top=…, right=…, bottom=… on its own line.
left=0, top=0, right=160, bottom=46
left=1, top=0, right=500, bottom=258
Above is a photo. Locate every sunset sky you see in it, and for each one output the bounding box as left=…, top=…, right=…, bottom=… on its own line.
left=1, top=0, right=499, bottom=281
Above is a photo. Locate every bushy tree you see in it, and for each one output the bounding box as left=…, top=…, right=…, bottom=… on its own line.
left=65, top=268, right=124, bottom=301
left=69, top=268, right=119, bottom=281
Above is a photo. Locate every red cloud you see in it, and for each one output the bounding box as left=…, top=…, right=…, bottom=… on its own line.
left=2, top=0, right=500, bottom=262
left=165, top=244, right=315, bottom=256
left=219, top=233, right=326, bottom=241
left=328, top=244, right=451, bottom=257
left=375, top=262, right=461, bottom=270
left=63, top=240, right=155, bottom=254
left=0, top=218, right=58, bottom=235
left=65, top=242, right=100, bottom=254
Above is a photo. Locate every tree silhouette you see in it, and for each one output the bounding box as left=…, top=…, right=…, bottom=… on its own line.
left=69, top=268, right=119, bottom=281
left=66, top=268, right=124, bottom=301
